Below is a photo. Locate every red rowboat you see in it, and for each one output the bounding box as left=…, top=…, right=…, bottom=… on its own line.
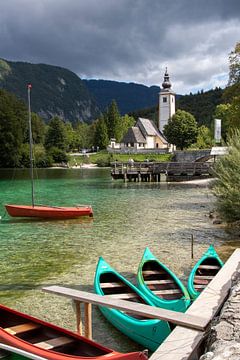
left=0, top=303, right=148, bottom=360
left=5, top=205, right=93, bottom=219
left=4, top=85, right=93, bottom=220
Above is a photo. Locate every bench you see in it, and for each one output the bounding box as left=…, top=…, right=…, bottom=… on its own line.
left=4, top=322, right=40, bottom=336
left=34, top=336, right=74, bottom=350
left=195, top=275, right=214, bottom=280
left=142, top=270, right=164, bottom=276
left=194, top=285, right=206, bottom=289
left=145, top=279, right=174, bottom=285
left=193, top=278, right=209, bottom=285
left=107, top=293, right=139, bottom=300
left=101, top=282, right=125, bottom=288
left=198, top=265, right=220, bottom=270
left=153, top=289, right=182, bottom=295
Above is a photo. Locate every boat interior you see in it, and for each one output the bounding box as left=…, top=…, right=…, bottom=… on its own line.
left=0, top=307, right=109, bottom=357
left=100, top=273, right=148, bottom=319
left=193, top=257, right=222, bottom=293
left=142, top=261, right=184, bottom=300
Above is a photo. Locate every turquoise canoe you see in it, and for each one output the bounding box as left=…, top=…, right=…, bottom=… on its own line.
left=187, top=245, right=224, bottom=300
left=137, top=248, right=190, bottom=312
left=94, top=257, right=171, bottom=352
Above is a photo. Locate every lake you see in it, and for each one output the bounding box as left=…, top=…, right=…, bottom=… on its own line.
left=0, top=168, right=237, bottom=351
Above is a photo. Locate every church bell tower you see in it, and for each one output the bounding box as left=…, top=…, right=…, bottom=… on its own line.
left=158, top=68, right=176, bottom=133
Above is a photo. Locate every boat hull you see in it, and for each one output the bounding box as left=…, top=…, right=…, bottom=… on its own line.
left=187, top=245, right=224, bottom=300
left=5, top=205, right=93, bottom=219
left=94, top=257, right=171, bottom=352
left=0, top=304, right=147, bottom=360
left=137, top=248, right=190, bottom=312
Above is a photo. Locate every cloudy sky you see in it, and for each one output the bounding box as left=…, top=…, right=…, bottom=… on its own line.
left=1, top=0, right=240, bottom=94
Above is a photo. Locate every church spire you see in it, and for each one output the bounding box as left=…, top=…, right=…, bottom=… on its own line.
left=162, top=67, right=172, bottom=90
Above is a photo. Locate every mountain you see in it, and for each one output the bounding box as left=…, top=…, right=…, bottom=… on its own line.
left=0, top=59, right=100, bottom=123
left=82, top=79, right=160, bottom=115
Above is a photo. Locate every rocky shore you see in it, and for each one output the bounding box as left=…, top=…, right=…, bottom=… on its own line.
left=200, top=270, right=240, bottom=360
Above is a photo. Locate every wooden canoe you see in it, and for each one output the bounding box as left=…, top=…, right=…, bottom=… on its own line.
left=187, top=245, right=224, bottom=300
left=5, top=205, right=93, bottom=219
left=137, top=248, right=190, bottom=312
left=94, top=257, right=171, bottom=352
left=0, top=303, right=147, bottom=360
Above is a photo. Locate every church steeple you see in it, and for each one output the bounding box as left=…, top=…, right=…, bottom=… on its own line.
left=158, top=67, right=175, bottom=133
left=162, top=67, right=172, bottom=90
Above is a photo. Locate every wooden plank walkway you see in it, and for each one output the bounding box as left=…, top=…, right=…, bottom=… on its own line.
left=43, top=286, right=208, bottom=332
left=149, top=248, right=240, bottom=360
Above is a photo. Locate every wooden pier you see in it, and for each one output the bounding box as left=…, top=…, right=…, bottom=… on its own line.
left=43, top=248, right=240, bottom=360
left=111, top=162, right=213, bottom=182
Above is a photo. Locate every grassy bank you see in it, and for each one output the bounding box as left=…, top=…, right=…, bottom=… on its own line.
left=69, top=151, right=173, bottom=167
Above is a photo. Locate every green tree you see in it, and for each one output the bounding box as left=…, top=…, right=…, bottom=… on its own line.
left=75, top=122, right=94, bottom=150
left=44, top=116, right=67, bottom=151
left=105, top=100, right=122, bottom=141
left=228, top=42, right=240, bottom=85
left=94, top=116, right=109, bottom=149
left=24, top=112, right=46, bottom=144
left=212, top=130, right=240, bottom=222
left=64, top=122, right=76, bottom=151
left=119, top=114, right=135, bottom=141
left=163, top=110, right=198, bottom=150
left=0, top=89, right=27, bottom=167
left=194, top=125, right=213, bottom=149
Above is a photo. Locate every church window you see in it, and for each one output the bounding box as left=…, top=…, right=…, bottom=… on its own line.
left=163, top=97, right=167, bottom=103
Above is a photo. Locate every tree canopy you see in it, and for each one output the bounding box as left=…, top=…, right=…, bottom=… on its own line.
left=44, top=116, right=67, bottom=151
left=163, top=110, right=198, bottom=150
left=0, top=89, right=28, bottom=167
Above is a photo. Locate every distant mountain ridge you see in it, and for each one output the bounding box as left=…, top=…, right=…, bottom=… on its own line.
left=0, top=58, right=100, bottom=123
left=82, top=79, right=160, bottom=115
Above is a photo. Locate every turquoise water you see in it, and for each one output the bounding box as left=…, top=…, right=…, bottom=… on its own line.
left=0, top=168, right=235, bottom=351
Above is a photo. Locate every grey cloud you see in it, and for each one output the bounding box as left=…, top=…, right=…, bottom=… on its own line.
left=0, top=0, right=240, bottom=93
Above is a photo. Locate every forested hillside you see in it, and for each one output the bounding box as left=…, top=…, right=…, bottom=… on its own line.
left=129, top=88, right=224, bottom=127
left=0, top=59, right=100, bottom=123
left=176, top=88, right=224, bottom=126
left=83, top=79, right=160, bottom=114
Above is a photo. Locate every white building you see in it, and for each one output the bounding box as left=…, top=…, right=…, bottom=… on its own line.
left=158, top=68, right=176, bottom=133
left=120, top=117, right=168, bottom=150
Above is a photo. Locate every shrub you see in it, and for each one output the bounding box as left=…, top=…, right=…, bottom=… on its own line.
left=212, top=129, right=240, bottom=222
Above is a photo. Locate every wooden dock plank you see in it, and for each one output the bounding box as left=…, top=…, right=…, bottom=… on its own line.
left=42, top=286, right=208, bottom=331
left=150, top=248, right=240, bottom=360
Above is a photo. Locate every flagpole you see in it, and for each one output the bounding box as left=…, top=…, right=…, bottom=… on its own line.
left=28, top=84, right=35, bottom=207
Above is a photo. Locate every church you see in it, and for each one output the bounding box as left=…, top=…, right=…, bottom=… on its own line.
left=110, top=69, right=175, bottom=152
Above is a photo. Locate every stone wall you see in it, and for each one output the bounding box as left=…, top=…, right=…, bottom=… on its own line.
left=172, top=149, right=211, bottom=162
left=200, top=270, right=240, bottom=360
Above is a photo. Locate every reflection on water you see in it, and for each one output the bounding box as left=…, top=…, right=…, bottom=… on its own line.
left=0, top=168, right=238, bottom=352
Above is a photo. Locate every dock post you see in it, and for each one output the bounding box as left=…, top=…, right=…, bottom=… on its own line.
left=84, top=303, right=92, bottom=339
left=124, top=173, right=127, bottom=182
left=138, top=173, right=141, bottom=182
left=191, top=234, right=194, bottom=259
left=74, top=300, right=83, bottom=335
